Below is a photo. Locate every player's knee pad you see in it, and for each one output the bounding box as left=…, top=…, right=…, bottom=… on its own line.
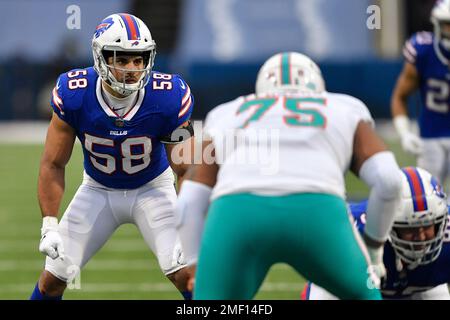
left=360, top=151, right=402, bottom=200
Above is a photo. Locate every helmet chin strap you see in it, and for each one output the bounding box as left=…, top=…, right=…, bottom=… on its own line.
left=433, top=21, right=450, bottom=65
left=103, top=79, right=132, bottom=97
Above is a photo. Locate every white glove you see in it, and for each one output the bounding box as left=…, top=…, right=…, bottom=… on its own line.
left=39, top=216, right=65, bottom=260
left=366, top=246, right=386, bottom=289
left=393, top=115, right=423, bottom=155
left=400, top=131, right=423, bottom=155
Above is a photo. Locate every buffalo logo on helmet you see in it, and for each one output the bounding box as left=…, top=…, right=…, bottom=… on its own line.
left=431, top=176, right=446, bottom=199
left=94, top=17, right=115, bottom=39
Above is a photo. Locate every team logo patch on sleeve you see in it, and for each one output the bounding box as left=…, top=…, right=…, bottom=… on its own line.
left=178, top=82, right=192, bottom=118
left=52, top=84, right=64, bottom=115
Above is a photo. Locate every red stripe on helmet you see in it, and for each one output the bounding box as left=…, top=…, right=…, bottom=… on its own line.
left=404, top=167, right=427, bottom=211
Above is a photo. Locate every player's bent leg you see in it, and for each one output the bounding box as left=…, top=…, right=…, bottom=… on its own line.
left=133, top=171, right=191, bottom=299
left=194, top=194, right=274, bottom=300
left=283, top=193, right=381, bottom=300
left=30, top=270, right=66, bottom=300
left=32, top=182, right=120, bottom=300
left=38, top=270, right=67, bottom=296
left=166, top=267, right=193, bottom=299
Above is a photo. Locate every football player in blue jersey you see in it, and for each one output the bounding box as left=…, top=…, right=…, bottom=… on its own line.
left=392, top=0, right=450, bottom=185
left=303, top=167, right=450, bottom=300
left=30, top=13, right=195, bottom=300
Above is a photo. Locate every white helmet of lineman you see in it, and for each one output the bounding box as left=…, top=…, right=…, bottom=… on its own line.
left=92, top=13, right=156, bottom=96
left=431, top=0, right=450, bottom=50
left=390, top=167, right=448, bottom=268
left=255, top=52, right=325, bottom=95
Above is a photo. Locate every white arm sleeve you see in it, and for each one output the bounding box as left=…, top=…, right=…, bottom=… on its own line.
left=359, top=151, right=403, bottom=242
left=176, top=180, right=212, bottom=266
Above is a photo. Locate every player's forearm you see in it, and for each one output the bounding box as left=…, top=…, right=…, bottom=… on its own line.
left=37, top=162, right=65, bottom=218
left=359, top=152, right=402, bottom=242
left=391, top=94, right=409, bottom=118
left=391, top=63, right=419, bottom=118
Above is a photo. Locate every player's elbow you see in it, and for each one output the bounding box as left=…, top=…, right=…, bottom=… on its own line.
left=360, top=151, right=402, bottom=200
left=170, top=163, right=188, bottom=178
left=374, top=168, right=403, bottom=201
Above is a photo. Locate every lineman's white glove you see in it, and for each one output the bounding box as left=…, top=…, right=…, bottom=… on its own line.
left=366, top=246, right=386, bottom=289
left=39, top=216, right=65, bottom=260
left=393, top=115, right=423, bottom=155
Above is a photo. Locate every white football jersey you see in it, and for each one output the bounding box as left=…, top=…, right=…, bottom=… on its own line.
left=203, top=91, right=374, bottom=199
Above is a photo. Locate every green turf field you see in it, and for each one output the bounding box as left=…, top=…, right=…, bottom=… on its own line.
left=0, top=141, right=415, bottom=300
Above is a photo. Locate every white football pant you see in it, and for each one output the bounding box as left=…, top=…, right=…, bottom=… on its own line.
left=44, top=168, right=186, bottom=282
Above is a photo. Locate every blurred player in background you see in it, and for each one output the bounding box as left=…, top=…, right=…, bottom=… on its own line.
left=30, top=13, right=195, bottom=300
left=176, top=52, right=403, bottom=299
left=303, top=167, right=450, bottom=300
left=392, top=0, right=450, bottom=185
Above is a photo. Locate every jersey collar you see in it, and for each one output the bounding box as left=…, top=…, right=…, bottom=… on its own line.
left=95, top=77, right=145, bottom=121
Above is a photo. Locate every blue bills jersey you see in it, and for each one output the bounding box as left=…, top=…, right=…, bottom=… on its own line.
left=50, top=67, right=194, bottom=189
left=350, top=200, right=450, bottom=298
left=403, top=32, right=450, bottom=138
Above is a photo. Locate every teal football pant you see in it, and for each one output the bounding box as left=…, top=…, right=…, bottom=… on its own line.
left=193, top=193, right=381, bottom=300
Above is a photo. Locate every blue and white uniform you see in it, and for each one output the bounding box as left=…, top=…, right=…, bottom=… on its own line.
left=45, top=67, right=194, bottom=281
left=403, top=31, right=450, bottom=182
left=51, top=67, right=193, bottom=189
left=303, top=201, right=450, bottom=300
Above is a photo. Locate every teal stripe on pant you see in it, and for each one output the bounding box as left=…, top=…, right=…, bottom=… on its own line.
left=194, top=193, right=381, bottom=300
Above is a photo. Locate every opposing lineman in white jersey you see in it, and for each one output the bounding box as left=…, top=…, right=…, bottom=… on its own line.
left=176, top=52, right=403, bottom=299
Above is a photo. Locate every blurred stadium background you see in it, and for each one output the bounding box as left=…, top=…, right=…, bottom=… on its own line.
left=0, top=0, right=431, bottom=299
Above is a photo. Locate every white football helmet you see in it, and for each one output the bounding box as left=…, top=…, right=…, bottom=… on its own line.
left=390, top=167, right=448, bottom=268
left=255, top=52, right=325, bottom=95
left=431, top=0, right=450, bottom=50
left=92, top=13, right=156, bottom=96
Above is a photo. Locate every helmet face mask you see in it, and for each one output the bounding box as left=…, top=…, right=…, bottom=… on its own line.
left=92, top=14, right=156, bottom=96
left=433, top=20, right=450, bottom=50
left=390, top=217, right=447, bottom=266
left=389, top=167, right=449, bottom=268
left=431, top=0, right=450, bottom=51
left=255, top=52, right=325, bottom=96
left=98, top=47, right=155, bottom=94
